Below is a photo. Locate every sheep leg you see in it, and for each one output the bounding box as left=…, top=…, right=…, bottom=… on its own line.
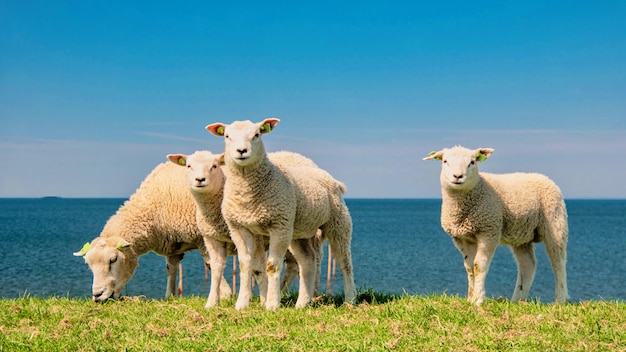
left=218, top=272, right=232, bottom=298
left=204, top=238, right=228, bottom=308
left=312, top=233, right=324, bottom=296
left=281, top=251, right=299, bottom=293
left=289, top=237, right=317, bottom=308
left=165, top=254, right=184, bottom=298
left=265, top=231, right=291, bottom=310
left=198, top=245, right=232, bottom=299
left=472, top=236, right=498, bottom=305
left=510, top=242, right=536, bottom=302
left=229, top=226, right=255, bottom=310
left=542, top=223, right=569, bottom=303
left=452, top=238, right=477, bottom=302
left=251, top=234, right=268, bottom=307
left=324, top=225, right=357, bottom=304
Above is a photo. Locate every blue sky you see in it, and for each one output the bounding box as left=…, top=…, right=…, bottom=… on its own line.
left=1, top=1, right=625, bottom=198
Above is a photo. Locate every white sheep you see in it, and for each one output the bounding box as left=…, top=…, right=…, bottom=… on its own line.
left=73, top=161, right=232, bottom=302
left=165, top=150, right=315, bottom=308
left=424, top=145, right=569, bottom=305
left=207, top=118, right=356, bottom=310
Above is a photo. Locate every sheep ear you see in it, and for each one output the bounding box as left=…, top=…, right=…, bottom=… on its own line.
left=259, top=118, right=280, bottom=134
left=423, top=150, right=444, bottom=161
left=475, top=148, right=494, bottom=162
left=73, top=242, right=91, bottom=257
left=167, top=154, right=187, bottom=166
left=217, top=153, right=225, bottom=166
left=116, top=240, right=131, bottom=250
left=206, top=123, right=226, bottom=137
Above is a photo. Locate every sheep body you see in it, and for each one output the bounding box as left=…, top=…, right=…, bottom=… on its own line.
left=74, top=161, right=231, bottom=302
left=207, top=118, right=356, bottom=310
left=424, top=146, right=568, bottom=305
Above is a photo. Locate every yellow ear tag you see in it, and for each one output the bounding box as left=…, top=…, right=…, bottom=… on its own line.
left=262, top=123, right=271, bottom=133
left=79, top=242, right=91, bottom=253
left=477, top=153, right=487, bottom=162
left=116, top=241, right=130, bottom=250
left=216, top=126, right=224, bottom=135
left=73, top=242, right=91, bottom=257
left=178, top=157, right=186, bottom=166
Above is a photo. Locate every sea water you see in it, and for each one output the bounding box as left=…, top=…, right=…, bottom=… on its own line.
left=0, top=198, right=624, bottom=302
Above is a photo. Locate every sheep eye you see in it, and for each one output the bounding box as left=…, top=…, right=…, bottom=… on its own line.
left=110, top=256, right=117, bottom=264
left=254, top=133, right=260, bottom=139
left=470, top=161, right=475, bottom=166
left=212, top=164, right=217, bottom=170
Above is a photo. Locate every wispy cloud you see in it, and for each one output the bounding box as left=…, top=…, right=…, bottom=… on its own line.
left=137, top=131, right=208, bottom=144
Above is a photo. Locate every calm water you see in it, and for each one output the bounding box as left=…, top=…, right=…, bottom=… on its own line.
left=0, top=198, right=624, bottom=302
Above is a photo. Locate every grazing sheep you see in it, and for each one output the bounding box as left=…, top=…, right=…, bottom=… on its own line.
left=73, top=161, right=232, bottom=302
left=207, top=118, right=356, bottom=310
left=424, top=146, right=569, bottom=305
left=166, top=150, right=316, bottom=308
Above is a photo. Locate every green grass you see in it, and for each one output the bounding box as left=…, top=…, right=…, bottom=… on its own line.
left=1, top=291, right=624, bottom=351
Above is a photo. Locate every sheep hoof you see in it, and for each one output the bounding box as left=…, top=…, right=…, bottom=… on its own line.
left=235, top=300, right=250, bottom=311
left=265, top=301, right=281, bottom=311
left=295, top=300, right=310, bottom=309
left=472, top=297, right=485, bottom=306
left=265, top=304, right=280, bottom=311
left=205, top=299, right=219, bottom=309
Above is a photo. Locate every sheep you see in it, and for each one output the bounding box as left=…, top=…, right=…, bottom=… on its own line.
left=165, top=150, right=318, bottom=308
left=424, top=145, right=569, bottom=305
left=207, top=118, right=356, bottom=310
left=73, top=161, right=232, bottom=302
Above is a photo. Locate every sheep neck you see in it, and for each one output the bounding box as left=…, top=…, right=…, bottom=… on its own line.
left=191, top=183, right=225, bottom=222
left=226, top=154, right=277, bottom=196
left=441, top=176, right=486, bottom=216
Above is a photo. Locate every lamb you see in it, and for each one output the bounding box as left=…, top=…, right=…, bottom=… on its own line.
left=73, top=161, right=232, bottom=302
left=165, top=150, right=318, bottom=308
left=424, top=145, right=569, bottom=305
left=207, top=118, right=356, bottom=310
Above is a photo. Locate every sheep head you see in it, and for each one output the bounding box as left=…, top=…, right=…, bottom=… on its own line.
left=167, top=151, right=225, bottom=195
left=424, top=146, right=494, bottom=192
left=74, top=236, right=136, bottom=302
left=206, top=118, right=280, bottom=167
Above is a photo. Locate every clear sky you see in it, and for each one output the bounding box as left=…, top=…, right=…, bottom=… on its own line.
left=1, top=1, right=625, bottom=198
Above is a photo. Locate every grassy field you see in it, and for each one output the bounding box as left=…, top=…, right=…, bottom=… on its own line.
left=1, top=291, right=624, bottom=351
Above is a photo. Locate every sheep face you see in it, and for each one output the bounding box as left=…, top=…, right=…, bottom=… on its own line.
left=74, top=237, right=137, bottom=302
left=424, top=146, right=494, bottom=192
left=167, top=151, right=225, bottom=195
left=206, top=118, right=280, bottom=167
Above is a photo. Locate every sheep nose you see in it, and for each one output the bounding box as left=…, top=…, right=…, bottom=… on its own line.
left=93, top=291, right=105, bottom=301
left=236, top=148, right=248, bottom=156
left=196, top=177, right=206, bottom=183
left=453, top=174, right=463, bottom=180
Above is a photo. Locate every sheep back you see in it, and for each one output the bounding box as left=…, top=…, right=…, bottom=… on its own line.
left=100, top=162, right=206, bottom=256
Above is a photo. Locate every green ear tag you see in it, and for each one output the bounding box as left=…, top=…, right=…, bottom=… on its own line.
left=262, top=123, right=271, bottom=133
left=428, top=151, right=436, bottom=156
left=216, top=126, right=224, bottom=135
left=178, top=157, right=186, bottom=165
left=477, top=153, right=487, bottom=162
